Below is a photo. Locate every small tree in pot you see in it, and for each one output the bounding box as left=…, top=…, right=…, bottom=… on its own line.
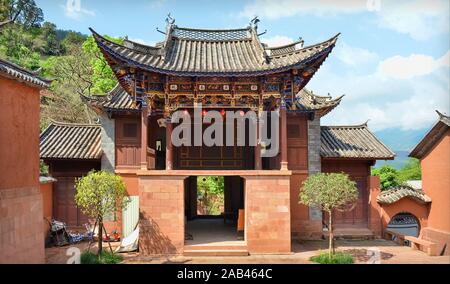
left=75, top=170, right=129, bottom=256
left=299, top=173, right=358, bottom=259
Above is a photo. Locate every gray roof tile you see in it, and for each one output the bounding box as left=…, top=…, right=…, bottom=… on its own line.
left=40, top=122, right=102, bottom=160
left=321, top=123, right=395, bottom=159
left=377, top=185, right=431, bottom=205
left=0, top=58, right=51, bottom=88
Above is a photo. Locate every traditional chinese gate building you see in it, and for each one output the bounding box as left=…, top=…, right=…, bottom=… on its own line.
left=42, top=18, right=395, bottom=255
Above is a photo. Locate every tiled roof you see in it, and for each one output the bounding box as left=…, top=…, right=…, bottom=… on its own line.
left=377, top=185, right=431, bottom=205
left=321, top=123, right=395, bottom=159
left=410, top=110, right=450, bottom=159
left=90, top=26, right=339, bottom=76
left=0, top=58, right=51, bottom=88
left=40, top=122, right=102, bottom=160
left=82, top=84, right=138, bottom=112
left=288, top=89, right=343, bottom=117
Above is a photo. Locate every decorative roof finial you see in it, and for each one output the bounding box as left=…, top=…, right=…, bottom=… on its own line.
left=166, top=13, right=175, bottom=25
left=250, top=16, right=260, bottom=30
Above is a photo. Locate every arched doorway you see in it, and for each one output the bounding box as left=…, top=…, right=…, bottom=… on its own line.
left=387, top=212, right=420, bottom=245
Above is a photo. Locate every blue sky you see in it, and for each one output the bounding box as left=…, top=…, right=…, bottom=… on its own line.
left=36, top=0, right=450, bottom=132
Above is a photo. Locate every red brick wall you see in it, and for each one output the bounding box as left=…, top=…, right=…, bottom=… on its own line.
left=0, top=187, right=44, bottom=263
left=0, top=76, right=44, bottom=263
left=420, top=129, right=450, bottom=255
left=245, top=175, right=291, bottom=254
left=138, top=175, right=185, bottom=255
left=368, top=176, right=382, bottom=237
left=40, top=182, right=53, bottom=236
left=290, top=173, right=322, bottom=239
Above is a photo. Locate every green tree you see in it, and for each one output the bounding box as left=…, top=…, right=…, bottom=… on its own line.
left=0, top=0, right=44, bottom=28
left=398, top=158, right=421, bottom=182
left=40, top=45, right=97, bottom=127
left=38, top=21, right=63, bottom=55
left=82, top=35, right=122, bottom=94
left=197, top=176, right=224, bottom=215
left=299, top=173, right=358, bottom=258
left=75, top=171, right=129, bottom=256
left=371, top=165, right=400, bottom=190
left=0, top=24, right=40, bottom=69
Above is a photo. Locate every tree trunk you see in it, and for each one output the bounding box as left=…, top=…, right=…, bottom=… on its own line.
left=97, top=216, right=103, bottom=256
left=328, top=211, right=333, bottom=258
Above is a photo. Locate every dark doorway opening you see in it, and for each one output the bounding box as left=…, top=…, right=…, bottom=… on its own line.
left=184, top=176, right=245, bottom=246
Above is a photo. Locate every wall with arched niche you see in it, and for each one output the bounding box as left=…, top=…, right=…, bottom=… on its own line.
left=379, top=197, right=429, bottom=237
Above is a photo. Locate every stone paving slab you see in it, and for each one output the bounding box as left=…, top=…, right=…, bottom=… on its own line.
left=45, top=239, right=450, bottom=264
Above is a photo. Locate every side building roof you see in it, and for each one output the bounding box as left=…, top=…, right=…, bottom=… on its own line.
left=410, top=110, right=450, bottom=159
left=40, top=121, right=102, bottom=160
left=377, top=185, right=431, bottom=205
left=321, top=122, right=395, bottom=160
left=0, top=58, right=51, bottom=89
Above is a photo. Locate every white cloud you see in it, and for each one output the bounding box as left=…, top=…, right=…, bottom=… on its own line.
left=375, top=0, right=449, bottom=41
left=62, top=0, right=95, bottom=20
left=334, top=41, right=379, bottom=67
left=128, top=38, right=156, bottom=46
left=239, top=0, right=365, bottom=19
left=237, top=0, right=449, bottom=41
left=260, top=35, right=294, bottom=47
left=378, top=51, right=450, bottom=79
left=312, top=49, right=450, bottom=131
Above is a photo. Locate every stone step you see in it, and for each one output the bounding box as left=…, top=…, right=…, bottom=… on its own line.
left=183, top=249, right=249, bottom=257
left=184, top=244, right=247, bottom=251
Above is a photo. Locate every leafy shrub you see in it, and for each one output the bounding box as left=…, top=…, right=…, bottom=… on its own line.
left=80, top=251, right=123, bottom=264
left=310, top=251, right=354, bottom=264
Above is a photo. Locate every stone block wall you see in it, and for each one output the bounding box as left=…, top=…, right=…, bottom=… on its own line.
left=100, top=113, right=115, bottom=172
left=245, top=175, right=291, bottom=254
left=305, top=117, right=323, bottom=237
left=138, top=175, right=185, bottom=255
left=0, top=187, right=44, bottom=264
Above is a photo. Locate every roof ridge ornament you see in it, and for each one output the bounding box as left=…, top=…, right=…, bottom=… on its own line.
left=166, top=13, right=175, bottom=26
left=250, top=16, right=260, bottom=31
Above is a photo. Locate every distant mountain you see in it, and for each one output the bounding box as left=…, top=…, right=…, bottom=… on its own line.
left=373, top=128, right=428, bottom=169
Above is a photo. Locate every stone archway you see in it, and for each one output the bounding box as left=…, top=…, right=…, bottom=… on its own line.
left=387, top=212, right=420, bottom=238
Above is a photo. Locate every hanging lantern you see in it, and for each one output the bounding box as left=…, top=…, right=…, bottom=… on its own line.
left=202, top=110, right=208, bottom=117
left=220, top=109, right=226, bottom=116
left=239, top=110, right=245, bottom=117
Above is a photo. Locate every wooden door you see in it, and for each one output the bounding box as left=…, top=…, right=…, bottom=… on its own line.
left=325, top=178, right=368, bottom=227
left=53, top=177, right=89, bottom=227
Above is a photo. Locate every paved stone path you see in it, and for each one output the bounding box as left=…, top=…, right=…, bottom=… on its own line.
left=46, top=239, right=450, bottom=264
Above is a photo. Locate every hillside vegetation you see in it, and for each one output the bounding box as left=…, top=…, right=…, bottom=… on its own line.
left=0, top=0, right=120, bottom=129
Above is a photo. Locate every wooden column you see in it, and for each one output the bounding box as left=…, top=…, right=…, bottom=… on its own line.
left=254, top=116, right=262, bottom=170
left=166, top=120, right=173, bottom=170
left=280, top=106, right=288, bottom=170
left=140, top=107, right=149, bottom=170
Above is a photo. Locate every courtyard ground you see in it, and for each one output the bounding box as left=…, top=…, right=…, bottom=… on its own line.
left=46, top=239, right=450, bottom=264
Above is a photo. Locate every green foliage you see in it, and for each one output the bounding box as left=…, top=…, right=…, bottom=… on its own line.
left=300, top=173, right=358, bottom=258
left=75, top=170, right=129, bottom=219
left=371, top=165, right=400, bottom=190
left=39, top=160, right=48, bottom=175
left=0, top=24, right=40, bottom=69
left=38, top=21, right=64, bottom=55
left=82, top=35, right=122, bottom=94
left=398, top=158, right=421, bottom=182
left=310, top=251, right=354, bottom=264
left=299, top=173, right=358, bottom=213
left=0, top=0, right=44, bottom=28
left=197, top=176, right=224, bottom=215
left=372, top=160, right=421, bottom=190
left=80, top=251, right=123, bottom=264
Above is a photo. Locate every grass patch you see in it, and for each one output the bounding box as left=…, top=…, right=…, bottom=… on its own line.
left=80, top=251, right=123, bottom=264
left=310, top=251, right=354, bottom=264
